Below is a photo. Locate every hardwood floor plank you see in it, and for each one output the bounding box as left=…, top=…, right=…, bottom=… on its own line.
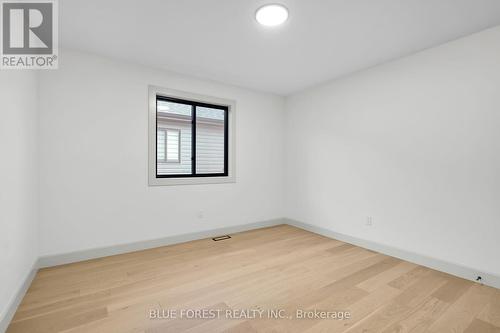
left=464, top=319, right=500, bottom=333
left=388, top=266, right=430, bottom=290
left=427, top=284, right=492, bottom=333
left=343, top=301, right=413, bottom=333
left=304, top=285, right=402, bottom=332
left=380, top=297, right=449, bottom=333
left=357, top=261, right=417, bottom=293
left=7, top=307, right=108, bottom=333
left=432, top=276, right=472, bottom=303
left=477, top=288, right=500, bottom=327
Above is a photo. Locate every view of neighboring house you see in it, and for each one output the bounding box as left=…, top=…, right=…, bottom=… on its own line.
left=157, top=99, right=226, bottom=175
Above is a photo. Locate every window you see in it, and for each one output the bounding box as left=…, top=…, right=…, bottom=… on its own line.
left=149, top=86, right=235, bottom=186
left=157, top=129, right=180, bottom=163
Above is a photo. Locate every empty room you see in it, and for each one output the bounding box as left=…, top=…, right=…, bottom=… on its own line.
left=2, top=0, right=500, bottom=332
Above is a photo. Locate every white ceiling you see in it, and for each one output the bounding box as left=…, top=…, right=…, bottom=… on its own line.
left=60, top=0, right=500, bottom=95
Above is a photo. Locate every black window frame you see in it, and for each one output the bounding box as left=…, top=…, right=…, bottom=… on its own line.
left=156, top=95, right=229, bottom=179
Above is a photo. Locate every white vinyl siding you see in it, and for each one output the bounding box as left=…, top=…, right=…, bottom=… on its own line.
left=196, top=121, right=225, bottom=174
left=157, top=119, right=225, bottom=175
left=157, top=130, right=166, bottom=161
left=157, top=121, right=192, bottom=175
left=165, top=129, right=180, bottom=162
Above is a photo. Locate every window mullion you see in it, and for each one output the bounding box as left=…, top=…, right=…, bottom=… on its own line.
left=164, top=129, right=168, bottom=162
left=191, top=104, right=196, bottom=175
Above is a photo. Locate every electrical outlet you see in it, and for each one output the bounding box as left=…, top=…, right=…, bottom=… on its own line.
left=366, top=216, right=373, bottom=226
left=197, top=211, right=204, bottom=219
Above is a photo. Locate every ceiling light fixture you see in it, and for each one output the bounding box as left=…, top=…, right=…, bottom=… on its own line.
left=255, top=4, right=289, bottom=27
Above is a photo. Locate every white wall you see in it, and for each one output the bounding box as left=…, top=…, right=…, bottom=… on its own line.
left=38, top=49, right=285, bottom=256
left=6, top=25, right=500, bottom=295
left=0, top=71, right=39, bottom=320
left=286, top=27, right=500, bottom=278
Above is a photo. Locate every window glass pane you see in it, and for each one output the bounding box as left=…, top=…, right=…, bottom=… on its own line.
left=195, top=106, right=225, bottom=174
left=157, top=99, right=192, bottom=175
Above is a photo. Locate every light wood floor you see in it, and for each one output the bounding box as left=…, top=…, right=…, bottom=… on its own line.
left=7, top=225, right=500, bottom=333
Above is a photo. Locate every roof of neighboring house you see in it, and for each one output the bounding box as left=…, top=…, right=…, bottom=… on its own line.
left=158, top=100, right=225, bottom=120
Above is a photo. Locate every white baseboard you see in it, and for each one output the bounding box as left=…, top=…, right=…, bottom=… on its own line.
left=0, top=259, right=39, bottom=333
left=38, top=218, right=286, bottom=268
left=286, top=218, right=500, bottom=289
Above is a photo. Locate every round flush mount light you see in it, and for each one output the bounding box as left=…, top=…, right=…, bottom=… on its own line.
left=255, top=4, right=289, bottom=27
